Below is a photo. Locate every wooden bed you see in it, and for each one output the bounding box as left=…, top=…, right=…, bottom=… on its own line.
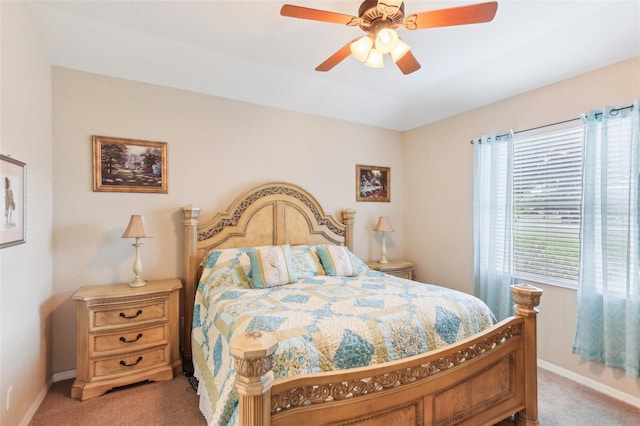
left=182, top=182, right=542, bottom=426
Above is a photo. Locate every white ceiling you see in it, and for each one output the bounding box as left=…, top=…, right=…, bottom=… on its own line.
left=27, top=0, right=640, bottom=131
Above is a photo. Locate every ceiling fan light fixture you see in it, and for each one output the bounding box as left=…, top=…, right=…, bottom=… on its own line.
left=374, top=28, right=399, bottom=54
left=364, top=48, right=384, bottom=68
left=350, top=36, right=373, bottom=62
left=390, top=39, right=410, bottom=62
left=281, top=1, right=499, bottom=74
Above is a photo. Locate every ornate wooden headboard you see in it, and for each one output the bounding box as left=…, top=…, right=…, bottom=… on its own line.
left=181, top=182, right=355, bottom=370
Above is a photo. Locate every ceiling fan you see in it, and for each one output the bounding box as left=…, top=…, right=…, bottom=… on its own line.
left=280, top=1, right=498, bottom=75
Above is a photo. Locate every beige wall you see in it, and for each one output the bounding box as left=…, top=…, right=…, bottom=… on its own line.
left=51, top=67, right=405, bottom=372
left=0, top=2, right=54, bottom=425
left=403, top=57, right=640, bottom=402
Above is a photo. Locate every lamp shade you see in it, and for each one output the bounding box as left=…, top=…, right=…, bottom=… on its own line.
left=350, top=36, right=373, bottom=62
left=374, top=216, right=394, bottom=233
left=375, top=28, right=399, bottom=54
left=364, top=48, right=384, bottom=68
left=390, top=40, right=410, bottom=62
left=121, top=215, right=151, bottom=239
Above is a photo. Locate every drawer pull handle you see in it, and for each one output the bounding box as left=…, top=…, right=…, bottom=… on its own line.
left=120, top=333, right=143, bottom=344
left=120, top=309, right=143, bottom=319
left=119, top=356, right=143, bottom=367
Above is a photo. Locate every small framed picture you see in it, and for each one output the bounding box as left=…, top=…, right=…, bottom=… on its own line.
left=1, top=154, right=26, bottom=249
left=356, top=164, right=390, bottom=202
left=92, top=136, right=168, bottom=193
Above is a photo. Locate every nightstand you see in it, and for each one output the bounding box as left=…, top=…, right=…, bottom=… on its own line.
left=366, top=259, right=414, bottom=280
left=71, top=278, right=182, bottom=401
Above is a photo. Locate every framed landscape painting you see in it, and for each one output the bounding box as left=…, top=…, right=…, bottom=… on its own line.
left=356, top=164, right=390, bottom=202
left=92, top=136, right=168, bottom=193
left=1, top=154, right=26, bottom=249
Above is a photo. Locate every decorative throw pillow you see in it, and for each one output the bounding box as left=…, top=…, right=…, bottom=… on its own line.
left=290, top=245, right=326, bottom=278
left=316, top=245, right=368, bottom=277
left=247, top=245, right=298, bottom=288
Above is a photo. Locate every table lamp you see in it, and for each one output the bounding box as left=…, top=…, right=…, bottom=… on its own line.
left=373, top=216, right=394, bottom=264
left=121, top=215, right=151, bottom=287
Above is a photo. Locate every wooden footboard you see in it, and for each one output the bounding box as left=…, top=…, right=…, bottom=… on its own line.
left=230, top=284, right=542, bottom=426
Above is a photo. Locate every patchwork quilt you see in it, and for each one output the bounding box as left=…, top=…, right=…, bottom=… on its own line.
left=192, top=270, right=496, bottom=426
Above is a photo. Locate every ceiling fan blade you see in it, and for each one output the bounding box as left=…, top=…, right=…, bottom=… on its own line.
left=395, top=51, right=421, bottom=75
left=315, top=40, right=356, bottom=72
left=405, top=1, right=498, bottom=30
left=281, top=4, right=360, bottom=26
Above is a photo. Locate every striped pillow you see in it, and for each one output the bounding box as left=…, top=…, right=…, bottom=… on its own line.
left=316, top=245, right=367, bottom=277
left=247, top=245, right=298, bottom=288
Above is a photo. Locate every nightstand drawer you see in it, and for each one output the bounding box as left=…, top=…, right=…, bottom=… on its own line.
left=92, top=346, right=168, bottom=378
left=91, top=323, right=168, bottom=354
left=91, top=299, right=168, bottom=329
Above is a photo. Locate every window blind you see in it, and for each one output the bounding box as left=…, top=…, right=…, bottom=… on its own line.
left=512, top=125, right=583, bottom=288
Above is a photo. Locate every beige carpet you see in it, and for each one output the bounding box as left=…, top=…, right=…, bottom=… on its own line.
left=30, top=375, right=205, bottom=426
left=29, top=369, right=639, bottom=425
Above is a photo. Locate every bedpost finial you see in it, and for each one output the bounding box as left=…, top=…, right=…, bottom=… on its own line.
left=230, top=332, right=279, bottom=378
left=510, top=284, right=543, bottom=315
left=342, top=209, right=356, bottom=225
left=183, top=205, right=201, bottom=223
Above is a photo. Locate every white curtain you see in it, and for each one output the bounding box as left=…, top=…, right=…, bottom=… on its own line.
left=572, top=100, right=640, bottom=377
left=473, top=132, right=515, bottom=321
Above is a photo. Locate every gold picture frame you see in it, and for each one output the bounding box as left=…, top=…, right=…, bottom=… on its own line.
left=356, top=164, right=390, bottom=202
left=1, top=154, right=26, bottom=248
left=92, top=136, right=168, bottom=193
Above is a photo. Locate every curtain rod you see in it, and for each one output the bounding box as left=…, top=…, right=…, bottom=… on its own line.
left=469, top=103, right=635, bottom=144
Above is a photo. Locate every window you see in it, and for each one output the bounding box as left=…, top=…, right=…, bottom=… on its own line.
left=512, top=124, right=584, bottom=289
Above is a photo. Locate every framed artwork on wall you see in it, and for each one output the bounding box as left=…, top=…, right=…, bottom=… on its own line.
left=1, top=154, right=26, bottom=249
left=92, top=136, right=168, bottom=193
left=356, top=164, right=390, bottom=202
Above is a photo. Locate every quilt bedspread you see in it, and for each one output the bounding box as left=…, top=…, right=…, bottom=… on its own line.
left=192, top=271, right=496, bottom=425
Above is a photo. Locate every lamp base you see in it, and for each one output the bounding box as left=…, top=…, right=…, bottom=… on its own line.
left=129, top=277, right=146, bottom=288
left=379, top=233, right=389, bottom=264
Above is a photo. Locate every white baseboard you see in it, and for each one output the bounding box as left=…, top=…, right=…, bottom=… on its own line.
left=538, top=359, right=640, bottom=408
left=19, top=377, right=51, bottom=426
left=52, top=369, right=76, bottom=382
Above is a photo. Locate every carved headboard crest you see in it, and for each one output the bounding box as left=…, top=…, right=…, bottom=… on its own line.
left=198, top=184, right=344, bottom=241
